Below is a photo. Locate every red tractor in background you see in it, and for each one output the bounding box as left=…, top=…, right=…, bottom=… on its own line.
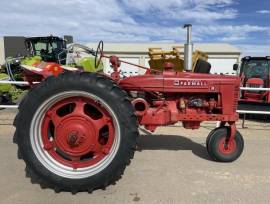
left=13, top=25, right=244, bottom=193
left=235, top=56, right=270, bottom=112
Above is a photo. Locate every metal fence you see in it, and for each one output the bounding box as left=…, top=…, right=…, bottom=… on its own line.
left=1, top=80, right=270, bottom=115
left=0, top=80, right=33, bottom=109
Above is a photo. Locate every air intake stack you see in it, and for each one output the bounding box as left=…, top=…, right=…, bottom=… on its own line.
left=184, top=24, right=193, bottom=71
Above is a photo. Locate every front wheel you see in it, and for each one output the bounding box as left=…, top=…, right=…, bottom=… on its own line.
left=14, top=72, right=138, bottom=193
left=206, top=127, right=244, bottom=162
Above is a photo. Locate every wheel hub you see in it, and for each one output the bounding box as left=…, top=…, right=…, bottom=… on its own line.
left=67, top=132, right=80, bottom=147
left=40, top=95, right=117, bottom=169
left=55, top=116, right=96, bottom=157
left=218, top=138, right=236, bottom=154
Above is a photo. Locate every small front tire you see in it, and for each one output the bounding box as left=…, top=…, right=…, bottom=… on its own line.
left=207, top=127, right=244, bottom=162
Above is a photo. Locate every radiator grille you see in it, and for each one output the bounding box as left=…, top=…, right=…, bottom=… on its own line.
left=233, top=85, right=240, bottom=112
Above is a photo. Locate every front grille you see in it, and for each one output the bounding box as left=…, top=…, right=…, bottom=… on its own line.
left=246, top=84, right=263, bottom=92
left=233, top=85, right=240, bottom=112
left=247, top=84, right=263, bottom=88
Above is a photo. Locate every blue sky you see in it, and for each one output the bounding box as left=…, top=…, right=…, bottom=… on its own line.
left=0, top=0, right=269, bottom=56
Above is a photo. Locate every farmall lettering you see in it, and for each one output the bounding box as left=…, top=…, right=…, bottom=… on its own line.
left=174, top=79, right=208, bottom=87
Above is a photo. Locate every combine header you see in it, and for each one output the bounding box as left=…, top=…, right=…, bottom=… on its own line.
left=13, top=25, right=243, bottom=193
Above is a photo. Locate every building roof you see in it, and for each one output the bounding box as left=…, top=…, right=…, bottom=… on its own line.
left=86, top=42, right=241, bottom=55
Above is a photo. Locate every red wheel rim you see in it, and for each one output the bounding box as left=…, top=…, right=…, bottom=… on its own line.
left=218, top=137, right=236, bottom=155
left=41, top=96, right=115, bottom=169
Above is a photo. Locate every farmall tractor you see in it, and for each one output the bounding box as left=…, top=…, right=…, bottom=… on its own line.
left=14, top=25, right=244, bottom=193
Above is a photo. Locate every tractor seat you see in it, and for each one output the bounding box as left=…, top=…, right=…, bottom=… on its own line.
left=193, top=59, right=211, bottom=74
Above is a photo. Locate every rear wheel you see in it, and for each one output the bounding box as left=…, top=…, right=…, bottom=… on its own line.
left=14, top=72, right=138, bottom=192
left=207, top=127, right=244, bottom=162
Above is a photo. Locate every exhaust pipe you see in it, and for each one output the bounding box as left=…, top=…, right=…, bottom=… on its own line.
left=183, top=24, right=193, bottom=71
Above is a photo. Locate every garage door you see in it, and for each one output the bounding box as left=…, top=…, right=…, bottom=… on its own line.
left=208, top=58, right=238, bottom=75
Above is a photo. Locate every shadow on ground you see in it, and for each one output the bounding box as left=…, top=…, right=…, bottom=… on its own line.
left=138, top=128, right=211, bottom=161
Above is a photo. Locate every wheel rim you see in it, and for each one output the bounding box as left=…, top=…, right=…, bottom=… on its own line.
left=218, top=137, right=236, bottom=155
left=30, top=91, right=120, bottom=179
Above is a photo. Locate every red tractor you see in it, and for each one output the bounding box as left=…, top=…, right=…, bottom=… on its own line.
left=14, top=25, right=244, bottom=193
left=234, top=56, right=270, bottom=112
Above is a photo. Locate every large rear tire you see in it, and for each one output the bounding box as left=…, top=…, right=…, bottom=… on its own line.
left=13, top=72, right=138, bottom=193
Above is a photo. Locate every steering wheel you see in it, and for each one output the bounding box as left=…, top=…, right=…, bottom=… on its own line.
left=95, top=41, right=104, bottom=68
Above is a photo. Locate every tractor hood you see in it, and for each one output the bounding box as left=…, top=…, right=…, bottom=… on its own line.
left=119, top=72, right=240, bottom=93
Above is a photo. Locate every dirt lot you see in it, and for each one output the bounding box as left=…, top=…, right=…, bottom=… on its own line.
left=0, top=109, right=270, bottom=204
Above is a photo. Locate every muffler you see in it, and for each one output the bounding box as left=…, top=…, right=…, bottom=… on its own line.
left=183, top=24, right=193, bottom=72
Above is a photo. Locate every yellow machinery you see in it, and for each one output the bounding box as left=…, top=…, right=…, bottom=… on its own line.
left=148, top=46, right=208, bottom=72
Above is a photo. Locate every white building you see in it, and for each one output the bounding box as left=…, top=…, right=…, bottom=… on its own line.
left=0, top=38, right=241, bottom=75
left=86, top=42, right=241, bottom=76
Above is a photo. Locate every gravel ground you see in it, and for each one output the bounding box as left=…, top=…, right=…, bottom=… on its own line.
left=0, top=109, right=270, bottom=204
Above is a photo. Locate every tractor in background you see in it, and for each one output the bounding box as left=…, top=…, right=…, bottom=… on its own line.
left=234, top=56, right=270, bottom=112
left=1, top=36, right=69, bottom=103
left=3, top=36, right=68, bottom=82
left=0, top=36, right=103, bottom=104
left=4, top=35, right=103, bottom=82
left=24, top=36, right=103, bottom=72
left=24, top=36, right=67, bottom=64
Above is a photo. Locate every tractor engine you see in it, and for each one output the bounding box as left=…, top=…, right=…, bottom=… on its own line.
left=131, top=95, right=220, bottom=131
left=119, top=71, right=240, bottom=132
